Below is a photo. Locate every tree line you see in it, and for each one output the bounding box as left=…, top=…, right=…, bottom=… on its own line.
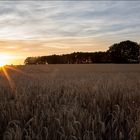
left=24, top=40, right=140, bottom=64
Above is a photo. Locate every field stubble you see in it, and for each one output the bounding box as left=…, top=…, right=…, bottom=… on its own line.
left=0, top=64, right=140, bottom=140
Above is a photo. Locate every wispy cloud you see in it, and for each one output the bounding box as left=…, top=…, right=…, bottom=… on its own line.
left=0, top=1, right=140, bottom=63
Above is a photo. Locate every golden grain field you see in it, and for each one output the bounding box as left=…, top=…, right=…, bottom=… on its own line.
left=0, top=64, right=140, bottom=140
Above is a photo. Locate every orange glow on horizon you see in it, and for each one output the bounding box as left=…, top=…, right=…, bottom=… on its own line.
left=0, top=54, right=13, bottom=66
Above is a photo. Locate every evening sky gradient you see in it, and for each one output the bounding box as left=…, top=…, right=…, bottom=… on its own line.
left=0, top=1, right=140, bottom=64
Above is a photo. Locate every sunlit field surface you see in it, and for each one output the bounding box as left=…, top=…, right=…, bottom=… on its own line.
left=0, top=64, right=140, bottom=140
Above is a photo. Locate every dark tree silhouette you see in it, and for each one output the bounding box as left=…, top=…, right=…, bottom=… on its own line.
left=24, top=40, right=140, bottom=65
left=108, top=40, right=140, bottom=63
left=24, top=57, right=38, bottom=65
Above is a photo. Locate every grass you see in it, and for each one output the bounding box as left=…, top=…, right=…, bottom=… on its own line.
left=0, top=64, right=140, bottom=140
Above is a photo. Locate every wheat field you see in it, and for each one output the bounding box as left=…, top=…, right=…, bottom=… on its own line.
left=0, top=64, right=140, bottom=140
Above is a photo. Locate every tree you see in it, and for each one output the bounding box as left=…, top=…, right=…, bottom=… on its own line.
left=24, top=40, right=140, bottom=64
left=24, top=57, right=38, bottom=65
left=91, top=52, right=108, bottom=63
left=37, top=56, right=48, bottom=64
left=107, top=40, right=140, bottom=63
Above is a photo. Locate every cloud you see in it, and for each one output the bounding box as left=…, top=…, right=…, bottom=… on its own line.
left=0, top=1, right=140, bottom=64
left=0, top=1, right=140, bottom=40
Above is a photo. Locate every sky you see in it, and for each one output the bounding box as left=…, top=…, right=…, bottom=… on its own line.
left=0, top=1, right=140, bottom=64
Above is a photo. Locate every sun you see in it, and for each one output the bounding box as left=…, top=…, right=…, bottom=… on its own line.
left=0, top=61, right=6, bottom=67
left=0, top=54, right=11, bottom=67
